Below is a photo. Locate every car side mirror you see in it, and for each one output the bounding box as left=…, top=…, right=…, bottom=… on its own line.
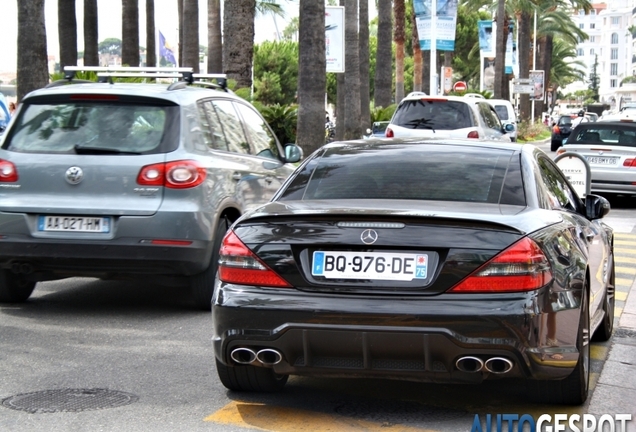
left=585, top=194, right=610, bottom=220
left=504, top=123, right=515, bottom=132
left=284, top=143, right=303, bottom=163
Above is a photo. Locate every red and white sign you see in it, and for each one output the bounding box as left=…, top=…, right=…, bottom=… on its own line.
left=453, top=81, right=467, bottom=92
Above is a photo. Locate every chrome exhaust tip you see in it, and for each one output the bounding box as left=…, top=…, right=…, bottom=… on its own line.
left=484, top=357, right=513, bottom=374
left=256, top=348, right=283, bottom=366
left=455, top=356, right=484, bottom=373
left=230, top=348, right=257, bottom=365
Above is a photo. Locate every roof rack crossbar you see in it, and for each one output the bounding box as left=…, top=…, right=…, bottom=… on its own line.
left=64, top=66, right=194, bottom=74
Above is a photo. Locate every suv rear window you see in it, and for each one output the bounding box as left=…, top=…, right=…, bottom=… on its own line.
left=280, top=144, right=525, bottom=205
left=4, top=102, right=178, bottom=154
left=493, top=105, right=509, bottom=121
left=391, top=100, right=474, bottom=130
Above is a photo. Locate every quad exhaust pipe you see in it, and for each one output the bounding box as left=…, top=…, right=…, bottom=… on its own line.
left=456, top=356, right=513, bottom=374
left=230, top=347, right=283, bottom=367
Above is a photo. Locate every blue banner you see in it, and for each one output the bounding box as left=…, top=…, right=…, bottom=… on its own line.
left=415, top=0, right=458, bottom=52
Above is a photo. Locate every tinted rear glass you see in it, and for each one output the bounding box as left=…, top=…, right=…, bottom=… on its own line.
left=493, top=105, right=509, bottom=120
left=569, top=125, right=636, bottom=146
left=391, top=100, right=474, bottom=130
left=4, top=102, right=178, bottom=154
left=280, top=143, right=525, bottom=205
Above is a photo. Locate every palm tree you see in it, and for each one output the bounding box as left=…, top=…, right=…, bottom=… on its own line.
left=297, top=0, right=326, bottom=155
left=146, top=0, right=156, bottom=67
left=207, top=0, right=222, bottom=73
left=121, top=0, right=140, bottom=66
left=83, top=0, right=99, bottom=66
left=17, top=0, right=49, bottom=102
left=223, top=0, right=257, bottom=89
left=410, top=1, right=423, bottom=92
left=343, top=0, right=362, bottom=140
left=359, top=0, right=371, bottom=129
left=58, top=0, right=77, bottom=72
left=178, top=0, right=184, bottom=65
left=394, top=0, right=405, bottom=102
left=182, top=0, right=199, bottom=72
left=374, top=0, right=392, bottom=108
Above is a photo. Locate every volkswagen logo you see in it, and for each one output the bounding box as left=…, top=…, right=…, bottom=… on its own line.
left=360, top=229, right=378, bottom=245
left=65, top=166, right=84, bottom=185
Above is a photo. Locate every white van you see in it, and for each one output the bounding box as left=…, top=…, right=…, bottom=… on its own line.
left=486, top=99, right=517, bottom=141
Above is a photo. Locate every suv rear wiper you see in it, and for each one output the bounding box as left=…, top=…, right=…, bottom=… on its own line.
left=405, top=118, right=436, bottom=132
left=74, top=145, right=141, bottom=155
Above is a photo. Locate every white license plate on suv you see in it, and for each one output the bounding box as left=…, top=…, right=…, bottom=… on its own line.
left=586, top=156, right=618, bottom=165
left=38, top=216, right=111, bottom=233
left=312, top=251, right=428, bottom=281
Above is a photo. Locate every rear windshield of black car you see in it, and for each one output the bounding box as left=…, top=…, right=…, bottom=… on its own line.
left=279, top=143, right=525, bottom=205
left=3, top=101, right=179, bottom=154
left=391, top=99, right=474, bottom=130
left=569, top=124, right=636, bottom=146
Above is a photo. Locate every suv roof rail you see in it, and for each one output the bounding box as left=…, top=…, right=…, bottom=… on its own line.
left=406, top=91, right=427, bottom=98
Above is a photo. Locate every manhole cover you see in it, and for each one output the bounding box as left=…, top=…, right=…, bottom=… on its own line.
left=2, top=388, right=138, bottom=413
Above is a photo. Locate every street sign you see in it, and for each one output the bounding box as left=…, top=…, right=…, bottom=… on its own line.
left=453, top=81, right=467, bottom=92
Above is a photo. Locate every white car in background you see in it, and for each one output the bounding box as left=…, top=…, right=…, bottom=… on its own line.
left=486, top=99, right=518, bottom=141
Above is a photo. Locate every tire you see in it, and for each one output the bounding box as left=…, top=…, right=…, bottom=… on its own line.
left=528, top=287, right=590, bottom=405
left=550, top=140, right=561, bottom=152
left=0, top=270, right=36, bottom=303
left=215, top=358, right=288, bottom=392
left=593, top=257, right=615, bottom=342
left=190, top=218, right=229, bottom=311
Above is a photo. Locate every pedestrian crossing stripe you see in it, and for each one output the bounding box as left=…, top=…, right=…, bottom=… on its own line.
left=614, top=247, right=636, bottom=256
left=616, top=267, right=636, bottom=275
left=614, top=240, right=636, bottom=246
left=616, top=277, right=634, bottom=287
left=615, top=256, right=636, bottom=264
left=615, top=306, right=623, bottom=317
left=616, top=291, right=628, bottom=302
left=615, top=233, right=636, bottom=239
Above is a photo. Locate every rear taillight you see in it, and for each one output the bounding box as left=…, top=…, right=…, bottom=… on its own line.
left=385, top=128, right=394, bottom=138
left=552, top=125, right=560, bottom=134
left=467, top=130, right=479, bottom=139
left=449, top=237, right=552, bottom=293
left=556, top=148, right=566, bottom=156
left=624, top=158, right=636, bottom=167
left=0, top=159, right=18, bottom=182
left=218, top=230, right=292, bottom=288
left=137, top=160, right=206, bottom=189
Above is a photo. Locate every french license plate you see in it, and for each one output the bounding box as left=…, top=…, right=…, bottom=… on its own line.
left=586, top=156, right=618, bottom=165
left=38, top=216, right=111, bottom=233
left=312, top=251, right=427, bottom=281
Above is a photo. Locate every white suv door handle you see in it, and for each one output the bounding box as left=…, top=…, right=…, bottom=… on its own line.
left=232, top=172, right=242, bottom=181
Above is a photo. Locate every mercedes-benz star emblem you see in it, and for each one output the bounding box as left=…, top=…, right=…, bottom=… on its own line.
left=65, top=166, right=84, bottom=185
left=360, top=229, right=378, bottom=245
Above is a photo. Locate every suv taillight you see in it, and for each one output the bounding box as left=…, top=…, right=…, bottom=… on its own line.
left=385, top=128, right=394, bottom=138
left=624, top=158, right=636, bottom=167
left=137, top=160, right=206, bottom=189
left=218, top=230, right=292, bottom=288
left=467, top=130, right=479, bottom=139
left=552, top=125, right=560, bottom=133
left=0, top=159, right=18, bottom=182
left=449, top=237, right=552, bottom=293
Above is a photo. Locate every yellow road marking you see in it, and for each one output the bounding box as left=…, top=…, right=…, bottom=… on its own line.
left=590, top=345, right=608, bottom=361
left=616, top=267, right=636, bottom=275
left=616, top=291, right=628, bottom=302
left=614, top=240, right=636, bottom=246
left=204, top=401, right=438, bottom=432
left=616, top=233, right=636, bottom=239
left=615, top=306, right=623, bottom=317
left=616, top=277, right=633, bottom=287
left=615, top=247, right=636, bottom=255
left=615, top=256, right=636, bottom=264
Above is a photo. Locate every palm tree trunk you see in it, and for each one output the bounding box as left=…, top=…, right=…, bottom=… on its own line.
left=58, top=0, right=77, bottom=72
left=517, top=11, right=531, bottom=122
left=146, top=0, right=156, bottom=67
left=336, top=0, right=346, bottom=141
left=83, top=0, right=99, bottom=66
left=182, top=0, right=199, bottom=72
left=394, top=0, right=405, bottom=103
left=178, top=0, right=184, bottom=66
left=207, top=0, right=222, bottom=73
left=17, top=0, right=49, bottom=102
left=344, top=0, right=361, bottom=140
left=373, top=0, right=392, bottom=108
left=223, top=0, right=256, bottom=89
left=535, top=35, right=553, bottom=120
left=422, top=50, right=430, bottom=94
left=494, top=0, right=505, bottom=98
left=411, top=3, right=422, bottom=92
left=359, top=0, right=370, bottom=129
left=122, top=0, right=140, bottom=66
left=297, top=0, right=326, bottom=155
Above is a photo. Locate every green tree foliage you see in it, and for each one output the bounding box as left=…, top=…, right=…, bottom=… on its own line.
left=257, top=103, right=298, bottom=144
left=452, top=7, right=490, bottom=88
left=98, top=38, right=122, bottom=55
left=253, top=41, right=299, bottom=105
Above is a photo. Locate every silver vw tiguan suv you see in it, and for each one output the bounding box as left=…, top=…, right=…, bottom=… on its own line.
left=0, top=66, right=302, bottom=309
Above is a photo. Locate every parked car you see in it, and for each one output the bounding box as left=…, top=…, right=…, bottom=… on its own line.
left=385, top=93, right=513, bottom=141
left=363, top=121, right=389, bottom=139
left=485, top=98, right=517, bottom=141
left=551, top=113, right=590, bottom=151
left=557, top=120, right=636, bottom=196
left=212, top=138, right=614, bottom=405
left=0, top=66, right=303, bottom=309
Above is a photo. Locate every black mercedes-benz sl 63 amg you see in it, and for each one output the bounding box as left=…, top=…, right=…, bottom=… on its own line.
left=211, top=139, right=615, bottom=405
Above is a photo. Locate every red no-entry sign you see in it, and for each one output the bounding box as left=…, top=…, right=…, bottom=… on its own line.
left=453, top=81, right=467, bottom=92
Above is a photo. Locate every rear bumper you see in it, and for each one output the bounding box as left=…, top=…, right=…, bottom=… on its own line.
left=212, top=284, right=583, bottom=384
